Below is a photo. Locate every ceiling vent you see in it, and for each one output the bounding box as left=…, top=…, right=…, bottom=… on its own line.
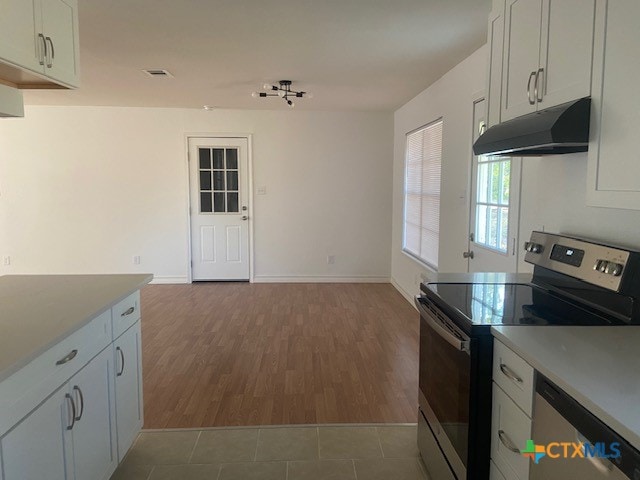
left=142, top=69, right=173, bottom=78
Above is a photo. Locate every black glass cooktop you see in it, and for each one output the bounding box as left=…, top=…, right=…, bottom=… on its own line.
left=422, top=282, right=623, bottom=334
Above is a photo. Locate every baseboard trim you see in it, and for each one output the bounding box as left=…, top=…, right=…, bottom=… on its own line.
left=252, top=275, right=390, bottom=284
left=390, top=277, right=418, bottom=310
left=149, top=276, right=189, bottom=284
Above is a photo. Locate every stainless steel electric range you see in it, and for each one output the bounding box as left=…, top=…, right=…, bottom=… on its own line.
left=415, top=231, right=640, bottom=480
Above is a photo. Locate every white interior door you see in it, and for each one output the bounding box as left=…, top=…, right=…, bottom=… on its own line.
left=467, top=98, right=521, bottom=273
left=189, top=137, right=250, bottom=281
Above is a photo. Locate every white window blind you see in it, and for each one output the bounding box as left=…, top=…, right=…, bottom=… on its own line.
left=403, top=119, right=443, bottom=269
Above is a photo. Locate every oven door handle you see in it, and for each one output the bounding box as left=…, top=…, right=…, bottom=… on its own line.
left=415, top=296, right=470, bottom=353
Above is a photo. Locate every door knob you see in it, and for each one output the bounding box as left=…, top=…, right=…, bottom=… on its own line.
left=241, top=216, right=248, bottom=221
left=463, top=251, right=474, bottom=259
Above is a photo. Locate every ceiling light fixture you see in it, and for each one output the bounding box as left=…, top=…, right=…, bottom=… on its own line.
left=251, top=80, right=312, bottom=108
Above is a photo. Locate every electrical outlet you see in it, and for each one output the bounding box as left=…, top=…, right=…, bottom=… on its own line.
left=133, top=255, right=141, bottom=265
left=327, top=255, right=335, bottom=264
left=3, top=256, right=10, bottom=266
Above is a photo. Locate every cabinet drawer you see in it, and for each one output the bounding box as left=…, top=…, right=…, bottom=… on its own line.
left=0, top=310, right=111, bottom=436
left=491, top=384, right=531, bottom=480
left=493, top=340, right=534, bottom=415
left=112, top=291, right=140, bottom=339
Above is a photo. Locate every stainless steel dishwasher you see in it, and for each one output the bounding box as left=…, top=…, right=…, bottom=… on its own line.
left=531, top=374, right=640, bottom=480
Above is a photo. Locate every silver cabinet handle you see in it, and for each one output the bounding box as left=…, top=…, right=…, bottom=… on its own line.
left=241, top=215, right=248, bottom=221
left=498, top=430, right=520, bottom=453
left=56, top=349, right=78, bottom=366
left=45, top=36, right=54, bottom=68
left=121, top=306, right=135, bottom=317
left=535, top=67, right=544, bottom=102
left=65, top=393, right=77, bottom=430
left=116, top=346, right=125, bottom=376
left=73, top=386, right=84, bottom=421
left=527, top=71, right=536, bottom=105
left=38, top=33, right=46, bottom=65
left=463, top=251, right=474, bottom=259
left=500, top=363, right=523, bottom=383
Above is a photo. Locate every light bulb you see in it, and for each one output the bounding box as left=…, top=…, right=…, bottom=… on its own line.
left=288, top=100, right=295, bottom=108
left=251, top=92, right=259, bottom=98
left=263, top=83, right=272, bottom=90
left=278, top=90, right=285, bottom=98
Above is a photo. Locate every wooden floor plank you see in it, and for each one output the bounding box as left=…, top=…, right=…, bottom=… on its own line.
left=141, top=282, right=419, bottom=428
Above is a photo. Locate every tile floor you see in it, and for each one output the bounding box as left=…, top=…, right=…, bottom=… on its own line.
left=110, top=424, right=428, bottom=480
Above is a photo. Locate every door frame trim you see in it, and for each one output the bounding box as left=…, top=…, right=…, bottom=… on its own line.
left=184, top=133, right=254, bottom=283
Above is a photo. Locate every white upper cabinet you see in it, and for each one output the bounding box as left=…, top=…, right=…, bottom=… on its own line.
left=587, top=0, right=640, bottom=209
left=486, top=0, right=506, bottom=128
left=501, top=0, right=595, bottom=122
left=0, top=0, right=78, bottom=88
left=502, top=0, right=543, bottom=121
left=0, top=0, right=41, bottom=73
left=40, top=0, right=79, bottom=86
left=538, top=0, right=595, bottom=109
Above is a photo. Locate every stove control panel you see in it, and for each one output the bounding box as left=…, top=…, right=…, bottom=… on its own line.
left=525, top=231, right=631, bottom=292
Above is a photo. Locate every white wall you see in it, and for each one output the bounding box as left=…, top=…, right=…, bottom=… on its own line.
left=517, top=153, right=640, bottom=272
left=391, top=46, right=487, bottom=300
left=0, top=106, right=393, bottom=283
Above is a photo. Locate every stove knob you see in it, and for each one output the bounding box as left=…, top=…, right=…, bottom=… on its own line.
left=525, top=242, right=543, bottom=253
left=593, top=260, right=603, bottom=271
left=606, top=262, right=624, bottom=276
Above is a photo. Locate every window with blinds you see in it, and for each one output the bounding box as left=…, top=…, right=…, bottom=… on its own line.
left=403, top=119, right=443, bottom=269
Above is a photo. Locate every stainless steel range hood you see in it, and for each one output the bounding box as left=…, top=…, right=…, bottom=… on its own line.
left=473, top=97, right=591, bottom=157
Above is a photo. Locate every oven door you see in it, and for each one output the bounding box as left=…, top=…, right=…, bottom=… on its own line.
left=416, top=295, right=471, bottom=480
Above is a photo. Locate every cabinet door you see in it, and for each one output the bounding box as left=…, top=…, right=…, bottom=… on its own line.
left=41, top=0, right=78, bottom=86
left=587, top=0, right=640, bottom=209
left=538, top=0, right=595, bottom=108
left=1, top=387, right=72, bottom=480
left=70, top=347, right=117, bottom=480
left=114, top=321, right=143, bottom=462
left=0, top=0, right=43, bottom=73
left=486, top=0, right=506, bottom=128
left=502, top=0, right=543, bottom=121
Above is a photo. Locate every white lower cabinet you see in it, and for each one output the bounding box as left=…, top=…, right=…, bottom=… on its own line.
left=490, top=459, right=508, bottom=480
left=1, top=346, right=118, bottom=480
left=1, top=386, right=72, bottom=480
left=114, top=320, right=143, bottom=462
left=69, top=346, right=117, bottom=480
left=0, top=288, right=144, bottom=480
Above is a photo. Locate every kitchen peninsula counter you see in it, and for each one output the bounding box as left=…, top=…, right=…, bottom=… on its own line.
left=492, top=325, right=640, bottom=451
left=0, top=274, right=152, bottom=381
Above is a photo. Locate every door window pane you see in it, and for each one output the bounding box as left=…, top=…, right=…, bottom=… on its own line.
left=226, top=171, right=238, bottom=191
left=213, top=171, right=225, bottom=191
left=474, top=156, right=511, bottom=253
left=227, top=193, right=239, bottom=213
left=199, top=171, right=211, bottom=191
left=199, top=149, right=211, bottom=169
left=200, top=192, right=212, bottom=213
left=226, top=149, right=238, bottom=169
left=212, top=149, right=224, bottom=169
left=213, top=192, right=225, bottom=212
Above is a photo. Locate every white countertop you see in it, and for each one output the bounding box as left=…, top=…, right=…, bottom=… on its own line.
left=0, top=274, right=152, bottom=381
left=492, top=325, right=640, bottom=451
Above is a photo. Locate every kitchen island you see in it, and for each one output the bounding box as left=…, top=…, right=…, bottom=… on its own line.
left=0, top=273, right=152, bottom=480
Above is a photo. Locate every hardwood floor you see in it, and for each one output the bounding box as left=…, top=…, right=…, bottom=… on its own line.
left=141, top=283, right=419, bottom=428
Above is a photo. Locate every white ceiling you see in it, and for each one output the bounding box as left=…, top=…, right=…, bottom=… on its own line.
left=25, top=0, right=491, bottom=111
